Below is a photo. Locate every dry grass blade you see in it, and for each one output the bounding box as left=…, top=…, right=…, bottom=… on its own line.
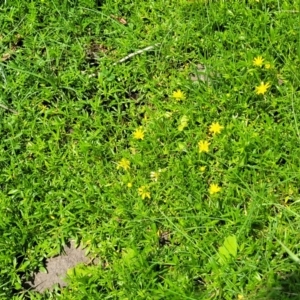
left=0, top=103, right=18, bottom=114
left=113, top=43, right=160, bottom=65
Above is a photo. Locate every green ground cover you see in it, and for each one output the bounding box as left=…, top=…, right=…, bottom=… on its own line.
left=1, top=0, right=300, bottom=299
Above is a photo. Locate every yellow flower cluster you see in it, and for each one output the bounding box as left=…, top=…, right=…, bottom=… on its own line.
left=115, top=52, right=276, bottom=201
left=116, top=99, right=226, bottom=199
left=253, top=55, right=272, bottom=69
left=197, top=122, right=224, bottom=195
left=198, top=122, right=224, bottom=153
left=116, top=125, right=157, bottom=199
left=253, top=55, right=272, bottom=95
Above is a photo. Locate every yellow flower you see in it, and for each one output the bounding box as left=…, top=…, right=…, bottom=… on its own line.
left=265, top=63, right=271, bottom=69
left=209, top=122, right=224, bottom=135
left=127, top=182, right=133, bottom=188
left=133, top=127, right=145, bottom=140
left=253, top=56, right=264, bottom=67
left=255, top=82, right=271, bottom=95
left=172, top=89, right=186, bottom=101
left=138, top=186, right=151, bottom=199
left=209, top=183, right=221, bottom=195
left=238, top=295, right=244, bottom=300
left=199, top=166, right=206, bottom=172
left=198, top=140, right=210, bottom=153
left=117, top=158, right=130, bottom=170
left=150, top=169, right=162, bottom=182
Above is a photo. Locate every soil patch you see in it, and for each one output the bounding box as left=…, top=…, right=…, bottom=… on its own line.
left=25, top=241, right=97, bottom=293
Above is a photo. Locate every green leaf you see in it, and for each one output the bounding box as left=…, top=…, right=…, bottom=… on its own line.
left=17, top=260, right=30, bottom=272
left=224, top=235, right=238, bottom=257
left=218, top=235, right=238, bottom=264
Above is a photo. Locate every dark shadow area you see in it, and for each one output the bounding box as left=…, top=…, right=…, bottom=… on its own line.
left=255, top=270, right=300, bottom=300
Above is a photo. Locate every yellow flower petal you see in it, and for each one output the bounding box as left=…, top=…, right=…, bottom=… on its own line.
left=117, top=158, right=130, bottom=170
left=172, top=89, right=186, bottom=101
left=198, top=140, right=210, bottom=153
left=255, top=82, right=271, bottom=95
left=133, top=128, right=145, bottom=140
left=253, top=56, right=264, bottom=67
left=209, top=122, right=224, bottom=135
left=199, top=166, right=206, bottom=172
left=209, top=183, right=221, bottom=195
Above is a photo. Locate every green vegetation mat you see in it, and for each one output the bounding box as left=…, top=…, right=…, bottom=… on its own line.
left=1, top=0, right=300, bottom=299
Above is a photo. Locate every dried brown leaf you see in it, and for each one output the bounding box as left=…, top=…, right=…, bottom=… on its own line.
left=111, top=15, right=127, bottom=24
left=1, top=53, right=11, bottom=61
